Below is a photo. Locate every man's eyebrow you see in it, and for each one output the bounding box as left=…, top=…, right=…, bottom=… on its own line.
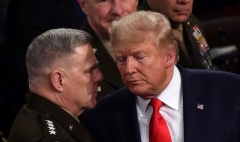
left=89, top=61, right=99, bottom=72
left=132, top=50, right=144, bottom=55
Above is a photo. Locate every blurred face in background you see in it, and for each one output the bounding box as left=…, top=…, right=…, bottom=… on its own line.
left=78, top=0, right=138, bottom=39
left=147, top=0, right=193, bottom=27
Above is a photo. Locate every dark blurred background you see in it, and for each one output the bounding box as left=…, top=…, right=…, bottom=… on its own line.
left=193, top=0, right=240, bottom=73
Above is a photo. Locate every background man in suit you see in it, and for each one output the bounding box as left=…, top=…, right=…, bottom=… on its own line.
left=8, top=29, right=103, bottom=142
left=83, top=11, right=240, bottom=142
left=138, top=0, right=212, bottom=69
left=77, top=0, right=138, bottom=99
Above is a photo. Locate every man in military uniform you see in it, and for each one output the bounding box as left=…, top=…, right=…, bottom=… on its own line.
left=138, top=0, right=212, bottom=69
left=77, top=0, right=138, bottom=99
left=8, top=29, right=103, bottom=142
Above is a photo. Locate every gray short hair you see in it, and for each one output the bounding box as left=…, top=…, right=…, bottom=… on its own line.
left=26, top=28, right=92, bottom=78
left=110, top=11, right=179, bottom=62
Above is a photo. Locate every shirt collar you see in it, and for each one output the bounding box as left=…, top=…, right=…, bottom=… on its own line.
left=136, top=66, right=182, bottom=115
left=61, top=107, right=80, bottom=123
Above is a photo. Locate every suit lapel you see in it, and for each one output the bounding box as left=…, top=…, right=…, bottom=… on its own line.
left=178, top=65, right=208, bottom=142
left=80, top=21, right=124, bottom=89
left=114, top=94, right=141, bottom=142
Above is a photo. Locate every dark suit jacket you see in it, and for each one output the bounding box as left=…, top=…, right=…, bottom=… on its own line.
left=80, top=20, right=124, bottom=99
left=8, top=93, right=95, bottom=142
left=84, top=65, right=240, bottom=142
left=138, top=0, right=212, bottom=69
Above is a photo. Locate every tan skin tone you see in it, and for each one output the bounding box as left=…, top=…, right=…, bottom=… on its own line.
left=147, top=0, right=194, bottom=29
left=51, top=44, right=104, bottom=117
left=78, top=0, right=138, bottom=39
left=114, top=34, right=176, bottom=99
left=29, top=44, right=104, bottom=117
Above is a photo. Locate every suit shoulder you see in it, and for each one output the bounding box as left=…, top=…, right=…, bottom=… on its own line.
left=186, top=14, right=201, bottom=25
left=189, top=14, right=198, bottom=20
left=187, top=69, right=240, bottom=84
left=98, top=87, right=133, bottom=106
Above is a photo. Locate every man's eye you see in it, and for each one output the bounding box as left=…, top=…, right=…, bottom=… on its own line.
left=136, top=56, right=145, bottom=60
left=116, top=57, right=126, bottom=65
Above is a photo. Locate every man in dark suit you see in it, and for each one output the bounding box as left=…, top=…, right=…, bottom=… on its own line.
left=8, top=29, right=103, bottom=142
left=77, top=0, right=138, bottom=99
left=83, top=11, right=240, bottom=142
left=138, top=0, right=212, bottom=69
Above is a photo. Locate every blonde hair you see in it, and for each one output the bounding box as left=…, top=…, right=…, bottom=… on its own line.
left=110, top=11, right=179, bottom=62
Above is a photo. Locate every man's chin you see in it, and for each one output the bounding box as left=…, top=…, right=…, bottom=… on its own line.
left=88, top=99, right=97, bottom=109
left=174, top=16, right=189, bottom=23
left=128, top=87, right=146, bottom=96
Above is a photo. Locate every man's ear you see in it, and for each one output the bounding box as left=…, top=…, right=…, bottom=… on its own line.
left=77, top=0, right=88, bottom=14
left=165, top=45, right=176, bottom=68
left=134, top=0, right=139, bottom=9
left=50, top=70, right=64, bottom=92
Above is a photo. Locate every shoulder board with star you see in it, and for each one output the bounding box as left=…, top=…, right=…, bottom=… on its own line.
left=40, top=114, right=58, bottom=137
left=40, top=114, right=74, bottom=141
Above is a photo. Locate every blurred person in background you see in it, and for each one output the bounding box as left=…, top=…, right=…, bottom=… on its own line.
left=77, top=0, right=138, bottom=99
left=138, top=0, right=212, bottom=69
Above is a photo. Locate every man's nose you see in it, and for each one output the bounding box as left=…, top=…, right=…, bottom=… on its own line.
left=96, top=69, right=104, bottom=82
left=111, top=0, right=124, bottom=15
left=125, top=57, right=136, bottom=74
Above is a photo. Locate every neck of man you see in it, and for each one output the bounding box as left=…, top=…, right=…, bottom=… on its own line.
left=99, top=32, right=110, bottom=40
left=171, top=21, right=181, bottom=29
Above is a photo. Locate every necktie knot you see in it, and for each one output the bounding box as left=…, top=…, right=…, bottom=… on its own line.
left=149, top=98, right=163, bottom=113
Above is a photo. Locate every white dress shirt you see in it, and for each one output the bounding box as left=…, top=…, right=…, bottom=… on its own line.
left=136, top=66, right=184, bottom=142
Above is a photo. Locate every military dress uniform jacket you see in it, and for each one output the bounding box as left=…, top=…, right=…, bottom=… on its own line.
left=138, top=0, right=212, bottom=69
left=8, top=93, right=95, bottom=142
left=80, top=20, right=124, bottom=99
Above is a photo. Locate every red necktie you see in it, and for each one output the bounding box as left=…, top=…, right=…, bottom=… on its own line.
left=149, top=98, right=172, bottom=142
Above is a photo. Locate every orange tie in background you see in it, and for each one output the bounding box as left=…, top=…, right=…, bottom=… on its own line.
left=149, top=98, right=172, bottom=142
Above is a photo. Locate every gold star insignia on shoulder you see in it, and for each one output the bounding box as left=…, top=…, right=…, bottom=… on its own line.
left=93, top=48, right=97, bottom=54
